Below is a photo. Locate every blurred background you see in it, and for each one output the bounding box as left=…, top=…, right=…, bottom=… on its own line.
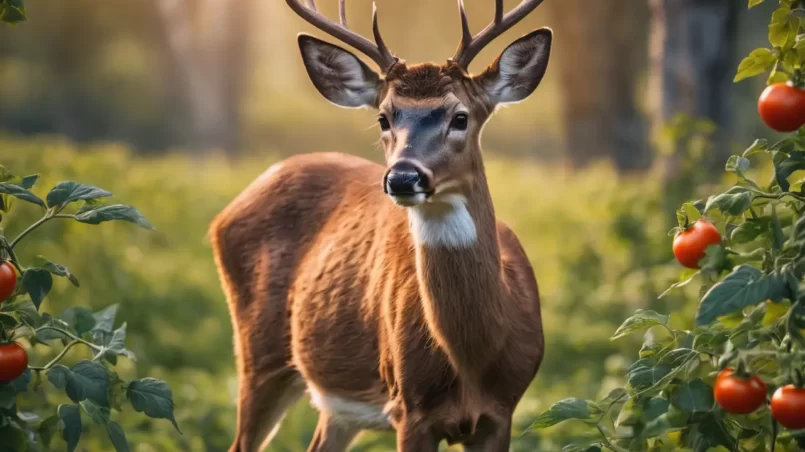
left=0, top=0, right=791, bottom=450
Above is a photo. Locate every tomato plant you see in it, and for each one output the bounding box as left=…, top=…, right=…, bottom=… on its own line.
left=526, top=1, right=805, bottom=450
left=0, top=166, right=178, bottom=451
left=673, top=219, right=722, bottom=269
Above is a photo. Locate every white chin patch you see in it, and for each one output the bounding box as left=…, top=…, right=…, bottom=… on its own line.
left=389, top=193, right=428, bottom=207
left=409, top=196, right=477, bottom=249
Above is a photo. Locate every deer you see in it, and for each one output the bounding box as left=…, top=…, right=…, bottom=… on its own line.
left=209, top=0, right=551, bottom=450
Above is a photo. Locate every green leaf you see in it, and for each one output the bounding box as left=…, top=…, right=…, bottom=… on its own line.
left=627, top=358, right=673, bottom=391
left=58, top=404, right=82, bottom=452
left=80, top=399, right=110, bottom=425
left=0, top=0, right=26, bottom=24
left=696, top=265, right=794, bottom=326
left=610, top=309, right=669, bottom=340
left=672, top=378, right=714, bottom=413
left=773, top=150, right=805, bottom=192
left=731, top=220, right=768, bottom=244
left=92, top=304, right=118, bottom=334
left=639, top=404, right=690, bottom=439
left=659, top=270, right=700, bottom=298
left=48, top=361, right=109, bottom=406
left=74, top=204, right=155, bottom=230
left=743, top=139, right=769, bottom=157
left=34, top=255, right=79, bottom=287
left=749, top=0, right=766, bottom=8
left=19, top=174, right=38, bottom=190
left=687, top=412, right=735, bottom=450
left=526, top=398, right=601, bottom=429
left=770, top=6, right=795, bottom=48
left=61, top=306, right=96, bottom=336
left=105, top=422, right=131, bottom=452
left=726, top=155, right=751, bottom=175
left=102, top=323, right=135, bottom=363
left=734, top=48, right=776, bottom=82
left=21, top=268, right=52, bottom=311
left=0, top=183, right=45, bottom=208
left=45, top=181, right=112, bottom=208
left=126, top=378, right=180, bottom=431
left=39, top=415, right=60, bottom=448
left=0, top=368, right=30, bottom=409
left=705, top=187, right=753, bottom=216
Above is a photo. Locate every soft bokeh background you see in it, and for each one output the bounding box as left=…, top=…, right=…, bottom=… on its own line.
left=0, top=1, right=792, bottom=450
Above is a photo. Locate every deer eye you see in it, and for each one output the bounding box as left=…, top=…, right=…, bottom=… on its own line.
left=450, top=113, right=468, bottom=131
left=378, top=115, right=391, bottom=131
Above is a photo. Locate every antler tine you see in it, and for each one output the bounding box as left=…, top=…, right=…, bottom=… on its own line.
left=452, top=0, right=546, bottom=70
left=285, top=0, right=397, bottom=72
left=339, top=0, right=347, bottom=27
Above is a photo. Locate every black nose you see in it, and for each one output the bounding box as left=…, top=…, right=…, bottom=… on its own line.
left=384, top=161, right=425, bottom=195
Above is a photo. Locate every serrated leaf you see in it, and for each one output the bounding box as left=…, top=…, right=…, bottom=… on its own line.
left=58, top=404, right=82, bottom=452
left=734, top=48, right=776, bottom=82
left=61, top=306, right=96, bottom=336
left=106, top=421, right=131, bottom=452
left=672, top=378, right=714, bottom=412
left=743, top=139, right=768, bottom=157
left=46, top=181, right=112, bottom=208
left=34, top=255, right=79, bottom=287
left=92, top=304, right=118, bottom=334
left=21, top=268, right=52, bottom=310
left=774, top=150, right=805, bottom=192
left=659, top=270, right=700, bottom=298
left=127, top=378, right=180, bottom=431
left=0, top=368, right=30, bottom=409
left=696, top=265, right=795, bottom=326
left=730, top=220, right=768, bottom=244
left=611, top=309, right=669, bottom=340
left=19, top=174, right=38, bottom=190
left=705, top=187, right=753, bottom=216
left=80, top=399, right=110, bottom=425
left=0, top=183, right=45, bottom=208
left=48, top=361, right=109, bottom=405
left=39, top=415, right=60, bottom=448
left=770, top=6, right=795, bottom=48
left=74, top=204, right=154, bottom=230
left=627, top=359, right=673, bottom=391
left=526, top=398, right=601, bottom=430
left=9, top=325, right=34, bottom=341
left=726, top=155, right=752, bottom=176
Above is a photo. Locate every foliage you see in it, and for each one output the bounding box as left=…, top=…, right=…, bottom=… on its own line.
left=0, top=0, right=25, bottom=25
left=0, top=165, right=177, bottom=451
left=528, top=1, right=805, bottom=450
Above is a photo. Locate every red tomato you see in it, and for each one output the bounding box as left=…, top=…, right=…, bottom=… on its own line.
left=758, top=82, right=805, bottom=132
left=0, top=342, right=27, bottom=382
left=0, top=260, right=16, bottom=302
left=714, top=369, right=767, bottom=414
left=673, top=220, right=722, bottom=269
left=771, top=385, right=805, bottom=430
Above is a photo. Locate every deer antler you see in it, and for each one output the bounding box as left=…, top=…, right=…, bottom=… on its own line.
left=452, top=0, right=545, bottom=70
left=285, top=0, right=397, bottom=73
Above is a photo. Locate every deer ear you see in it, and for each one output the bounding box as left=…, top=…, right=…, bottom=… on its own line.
left=474, top=28, right=552, bottom=105
left=298, top=33, right=382, bottom=109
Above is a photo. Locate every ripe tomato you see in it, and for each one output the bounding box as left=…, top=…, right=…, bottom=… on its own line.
left=758, top=82, right=805, bottom=132
left=771, top=385, right=805, bottom=430
left=0, top=260, right=16, bottom=302
left=673, top=220, right=722, bottom=269
left=0, top=342, right=27, bottom=382
left=714, top=369, right=767, bottom=414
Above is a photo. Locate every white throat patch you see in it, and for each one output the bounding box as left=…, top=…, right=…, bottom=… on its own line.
left=409, top=195, right=477, bottom=249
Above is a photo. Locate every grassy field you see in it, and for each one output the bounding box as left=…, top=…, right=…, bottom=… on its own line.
left=0, top=133, right=731, bottom=451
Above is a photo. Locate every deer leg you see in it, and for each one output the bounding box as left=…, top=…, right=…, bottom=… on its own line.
left=306, top=413, right=360, bottom=452
left=229, top=369, right=305, bottom=452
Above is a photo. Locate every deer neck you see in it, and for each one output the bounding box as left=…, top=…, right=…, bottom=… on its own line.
left=407, top=165, right=508, bottom=376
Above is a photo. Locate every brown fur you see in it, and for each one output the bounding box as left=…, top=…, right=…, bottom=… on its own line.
left=210, top=33, right=547, bottom=452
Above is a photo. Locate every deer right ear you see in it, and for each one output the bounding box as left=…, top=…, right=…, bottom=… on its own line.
left=298, top=34, right=382, bottom=109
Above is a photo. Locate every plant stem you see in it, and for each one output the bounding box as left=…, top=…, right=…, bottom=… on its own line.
left=28, top=340, right=86, bottom=371
left=34, top=326, right=103, bottom=352
left=9, top=211, right=52, bottom=250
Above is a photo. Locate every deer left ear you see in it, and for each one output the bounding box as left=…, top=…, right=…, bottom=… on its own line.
left=474, top=28, right=552, bottom=105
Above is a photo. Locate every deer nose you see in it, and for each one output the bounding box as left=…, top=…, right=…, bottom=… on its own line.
left=384, top=161, right=428, bottom=195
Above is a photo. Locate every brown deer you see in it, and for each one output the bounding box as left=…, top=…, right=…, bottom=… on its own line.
left=210, top=1, right=550, bottom=450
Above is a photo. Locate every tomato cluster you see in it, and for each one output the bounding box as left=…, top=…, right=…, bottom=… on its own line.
left=714, top=369, right=805, bottom=430
left=0, top=260, right=26, bottom=382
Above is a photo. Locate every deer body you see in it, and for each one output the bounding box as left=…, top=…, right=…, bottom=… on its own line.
left=211, top=2, right=551, bottom=450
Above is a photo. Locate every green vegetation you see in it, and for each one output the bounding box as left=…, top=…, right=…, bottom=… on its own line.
left=0, top=121, right=724, bottom=450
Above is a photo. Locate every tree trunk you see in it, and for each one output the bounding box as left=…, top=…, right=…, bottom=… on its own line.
left=154, top=0, right=253, bottom=154
left=648, top=0, right=740, bottom=164
left=546, top=0, right=650, bottom=171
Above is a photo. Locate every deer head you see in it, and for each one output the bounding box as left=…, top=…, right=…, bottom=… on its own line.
left=290, top=0, right=551, bottom=210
